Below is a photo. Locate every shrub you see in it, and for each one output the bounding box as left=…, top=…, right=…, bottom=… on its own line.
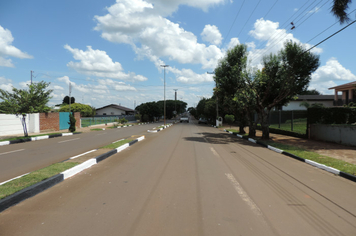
left=119, top=118, right=128, bottom=124
left=68, top=113, right=76, bottom=132
left=224, top=114, right=235, bottom=128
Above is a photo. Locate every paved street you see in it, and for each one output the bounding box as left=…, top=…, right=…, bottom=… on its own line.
left=0, top=123, right=160, bottom=183
left=0, top=121, right=356, bottom=235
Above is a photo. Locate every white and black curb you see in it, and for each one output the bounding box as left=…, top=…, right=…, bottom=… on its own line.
left=0, top=132, right=79, bottom=147
left=222, top=129, right=356, bottom=183
left=147, top=124, right=173, bottom=133
left=0, top=135, right=145, bottom=213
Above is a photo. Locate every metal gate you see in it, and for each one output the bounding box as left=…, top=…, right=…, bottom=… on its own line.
left=59, top=112, right=70, bottom=130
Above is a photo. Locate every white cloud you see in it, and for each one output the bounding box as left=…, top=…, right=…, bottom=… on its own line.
left=309, top=58, right=356, bottom=94
left=227, top=37, right=240, bottom=50
left=248, top=18, right=323, bottom=65
left=64, top=44, right=148, bottom=82
left=0, top=25, right=33, bottom=67
left=94, top=0, right=224, bottom=70
left=201, top=25, right=222, bottom=45
left=308, top=7, right=320, bottom=14
left=175, top=68, right=214, bottom=84
left=53, top=85, right=64, bottom=90
left=0, top=77, right=13, bottom=92
left=312, top=58, right=356, bottom=82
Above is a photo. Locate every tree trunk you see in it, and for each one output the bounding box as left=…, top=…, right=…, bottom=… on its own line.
left=247, top=113, right=256, bottom=138
left=21, top=114, right=28, bottom=137
left=239, top=124, right=246, bottom=134
left=260, top=110, right=270, bottom=140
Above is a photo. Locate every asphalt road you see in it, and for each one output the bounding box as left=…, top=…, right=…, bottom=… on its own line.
left=0, top=123, right=163, bottom=183
left=1, top=121, right=356, bottom=235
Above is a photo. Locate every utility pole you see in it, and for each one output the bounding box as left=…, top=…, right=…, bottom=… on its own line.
left=69, top=83, right=72, bottom=113
left=30, top=70, right=34, bottom=85
left=161, top=65, right=169, bottom=125
left=174, top=89, right=178, bottom=121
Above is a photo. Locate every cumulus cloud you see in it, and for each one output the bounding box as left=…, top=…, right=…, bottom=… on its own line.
left=0, top=25, right=33, bottom=67
left=312, top=58, right=356, bottom=82
left=201, top=25, right=222, bottom=45
left=248, top=18, right=322, bottom=65
left=310, top=58, right=356, bottom=94
left=0, top=77, right=13, bottom=92
left=64, top=45, right=147, bottom=81
left=94, top=0, right=224, bottom=70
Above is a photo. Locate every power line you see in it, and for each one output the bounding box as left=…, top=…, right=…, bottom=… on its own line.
left=237, top=0, right=262, bottom=38
left=222, top=0, right=246, bottom=47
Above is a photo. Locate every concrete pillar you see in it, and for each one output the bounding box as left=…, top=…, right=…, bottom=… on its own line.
left=334, top=90, right=338, bottom=101
left=349, top=89, right=353, bottom=99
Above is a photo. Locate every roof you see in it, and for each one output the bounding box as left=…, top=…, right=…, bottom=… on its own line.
left=96, top=104, right=135, bottom=112
left=295, top=95, right=340, bottom=101
left=329, top=81, right=356, bottom=90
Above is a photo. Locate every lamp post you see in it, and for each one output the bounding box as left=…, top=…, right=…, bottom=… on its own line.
left=161, top=65, right=169, bottom=125
left=174, top=89, right=178, bottom=121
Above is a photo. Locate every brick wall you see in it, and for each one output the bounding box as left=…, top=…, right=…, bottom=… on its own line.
left=39, top=112, right=81, bottom=131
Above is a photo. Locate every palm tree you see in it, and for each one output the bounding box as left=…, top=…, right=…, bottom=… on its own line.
left=331, top=0, right=352, bottom=23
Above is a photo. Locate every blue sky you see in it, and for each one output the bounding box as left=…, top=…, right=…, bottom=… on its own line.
left=1, top=0, right=356, bottom=109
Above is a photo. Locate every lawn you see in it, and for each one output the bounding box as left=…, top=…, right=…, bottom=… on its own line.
left=269, top=118, right=307, bottom=134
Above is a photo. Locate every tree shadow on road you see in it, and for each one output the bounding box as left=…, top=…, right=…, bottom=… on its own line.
left=183, top=132, right=256, bottom=147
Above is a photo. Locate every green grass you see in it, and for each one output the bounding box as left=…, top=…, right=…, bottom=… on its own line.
left=100, top=139, right=132, bottom=149
left=262, top=140, right=356, bottom=176
left=0, top=133, right=67, bottom=142
left=90, top=128, right=103, bottom=131
left=0, top=162, right=79, bottom=200
left=269, top=118, right=307, bottom=134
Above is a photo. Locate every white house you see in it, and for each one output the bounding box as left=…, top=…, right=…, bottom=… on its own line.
left=96, top=104, right=135, bottom=116
left=282, top=95, right=340, bottom=110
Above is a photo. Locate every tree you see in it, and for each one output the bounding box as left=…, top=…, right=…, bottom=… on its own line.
left=299, top=89, right=321, bottom=95
left=253, top=41, right=320, bottom=139
left=331, top=0, right=353, bottom=23
left=214, top=44, right=248, bottom=134
left=224, top=114, right=235, bottom=128
left=62, top=96, right=75, bottom=105
left=0, top=81, right=53, bottom=136
left=59, top=103, right=95, bottom=117
left=135, top=102, right=161, bottom=122
left=157, top=100, right=187, bottom=119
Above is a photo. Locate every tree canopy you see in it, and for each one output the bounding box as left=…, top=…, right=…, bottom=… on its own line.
left=59, top=103, right=95, bottom=117
left=0, top=81, right=53, bottom=114
left=62, top=96, right=75, bottom=105
left=331, top=0, right=353, bottom=23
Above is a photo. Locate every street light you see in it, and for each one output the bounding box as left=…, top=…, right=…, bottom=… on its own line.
left=161, top=65, right=169, bottom=125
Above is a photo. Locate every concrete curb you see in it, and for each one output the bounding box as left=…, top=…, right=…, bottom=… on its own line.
left=222, top=129, right=356, bottom=183
left=0, top=135, right=145, bottom=213
left=147, top=124, right=173, bottom=133
left=0, top=132, right=81, bottom=147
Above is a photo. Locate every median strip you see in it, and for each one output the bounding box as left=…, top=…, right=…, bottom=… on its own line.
left=0, top=135, right=145, bottom=213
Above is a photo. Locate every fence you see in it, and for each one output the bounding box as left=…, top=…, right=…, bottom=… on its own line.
left=268, top=110, right=308, bottom=134
left=81, top=115, right=136, bottom=127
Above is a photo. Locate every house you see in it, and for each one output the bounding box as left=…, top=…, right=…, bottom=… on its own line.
left=96, top=104, right=135, bottom=116
left=282, top=95, right=340, bottom=110
left=329, top=81, right=356, bottom=106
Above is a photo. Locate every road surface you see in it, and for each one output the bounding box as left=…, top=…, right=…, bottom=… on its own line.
left=0, top=121, right=355, bottom=235
left=0, top=123, right=160, bottom=183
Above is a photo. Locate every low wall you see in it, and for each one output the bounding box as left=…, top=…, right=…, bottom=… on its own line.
left=40, top=112, right=81, bottom=131
left=0, top=114, right=40, bottom=136
left=310, top=124, right=356, bottom=147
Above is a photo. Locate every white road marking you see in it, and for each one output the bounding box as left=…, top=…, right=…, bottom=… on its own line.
left=210, top=147, right=220, bottom=157
left=112, top=139, right=124, bottom=144
left=0, top=149, right=25, bottom=156
left=225, top=173, right=263, bottom=217
left=69, top=149, right=97, bottom=160
left=58, top=138, right=80, bottom=143
left=0, top=172, right=30, bottom=186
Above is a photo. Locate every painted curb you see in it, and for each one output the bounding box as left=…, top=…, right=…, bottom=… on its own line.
left=0, top=132, right=81, bottom=147
left=147, top=124, right=173, bottom=133
left=0, top=135, right=145, bottom=213
left=222, top=129, right=356, bottom=183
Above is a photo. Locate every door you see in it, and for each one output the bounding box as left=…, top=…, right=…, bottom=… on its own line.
left=59, top=112, right=70, bottom=130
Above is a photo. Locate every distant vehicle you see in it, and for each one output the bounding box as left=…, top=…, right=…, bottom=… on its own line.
left=180, top=116, right=189, bottom=123
left=198, top=117, right=207, bottom=124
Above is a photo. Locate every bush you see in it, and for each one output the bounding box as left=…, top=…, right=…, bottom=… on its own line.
left=308, top=107, right=356, bottom=124
left=68, top=113, right=76, bottom=132
left=224, top=114, right=235, bottom=128
left=135, top=114, right=141, bottom=121
left=119, top=118, right=128, bottom=124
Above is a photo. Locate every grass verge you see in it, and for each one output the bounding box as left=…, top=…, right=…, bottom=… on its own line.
left=261, top=140, right=356, bottom=176
left=0, top=162, right=79, bottom=200
left=90, top=128, right=103, bottom=131
left=100, top=139, right=132, bottom=149
left=0, top=133, right=63, bottom=142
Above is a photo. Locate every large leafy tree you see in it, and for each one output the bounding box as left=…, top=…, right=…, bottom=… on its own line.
left=0, top=81, right=53, bottom=136
left=214, top=44, right=248, bottom=133
left=135, top=102, right=161, bottom=122
left=157, top=100, right=187, bottom=119
left=62, top=96, right=75, bottom=105
left=252, top=41, right=320, bottom=139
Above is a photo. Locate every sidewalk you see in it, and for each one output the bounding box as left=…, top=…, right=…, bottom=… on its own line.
left=220, top=126, right=356, bottom=165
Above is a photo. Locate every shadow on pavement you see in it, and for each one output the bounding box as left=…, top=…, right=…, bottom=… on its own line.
left=184, top=132, right=256, bottom=146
